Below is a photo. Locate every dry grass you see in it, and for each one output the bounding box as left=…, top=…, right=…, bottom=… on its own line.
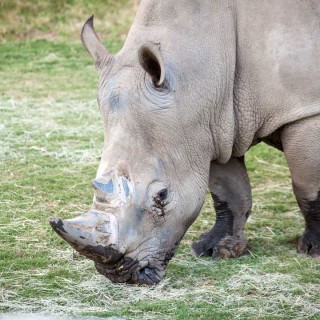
left=1, top=95, right=320, bottom=319
left=0, top=314, right=119, bottom=320
left=0, top=98, right=101, bottom=163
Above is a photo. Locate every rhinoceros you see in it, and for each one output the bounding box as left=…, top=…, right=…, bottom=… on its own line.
left=50, top=0, right=320, bottom=285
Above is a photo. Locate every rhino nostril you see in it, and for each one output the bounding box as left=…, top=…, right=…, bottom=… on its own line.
left=136, top=267, right=161, bottom=285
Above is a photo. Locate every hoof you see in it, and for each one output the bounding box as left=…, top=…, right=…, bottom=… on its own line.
left=298, top=230, right=320, bottom=258
left=192, top=235, right=249, bottom=259
left=191, top=232, right=214, bottom=257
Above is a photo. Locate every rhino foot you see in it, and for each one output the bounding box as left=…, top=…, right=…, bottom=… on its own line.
left=298, top=230, right=320, bottom=258
left=192, top=234, right=249, bottom=259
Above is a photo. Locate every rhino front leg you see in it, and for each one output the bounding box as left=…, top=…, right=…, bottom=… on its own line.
left=192, top=157, right=252, bottom=259
left=282, top=116, right=320, bottom=258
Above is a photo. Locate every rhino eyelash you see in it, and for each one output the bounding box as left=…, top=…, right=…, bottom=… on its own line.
left=152, top=196, right=169, bottom=217
left=152, top=204, right=166, bottom=218
left=153, top=196, right=163, bottom=208
left=153, top=195, right=169, bottom=208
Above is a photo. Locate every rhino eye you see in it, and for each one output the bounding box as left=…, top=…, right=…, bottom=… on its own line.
left=153, top=189, right=168, bottom=208
left=158, top=189, right=168, bottom=201
left=153, top=189, right=168, bottom=217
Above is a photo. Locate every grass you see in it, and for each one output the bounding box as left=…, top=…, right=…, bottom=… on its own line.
left=1, top=2, right=320, bottom=319
left=0, top=0, right=139, bottom=44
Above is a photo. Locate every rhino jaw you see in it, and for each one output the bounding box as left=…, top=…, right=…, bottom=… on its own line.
left=49, top=210, right=121, bottom=264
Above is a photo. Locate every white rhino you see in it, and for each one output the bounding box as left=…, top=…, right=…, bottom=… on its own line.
left=50, top=0, right=320, bottom=284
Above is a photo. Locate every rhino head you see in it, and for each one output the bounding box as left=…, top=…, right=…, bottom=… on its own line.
left=50, top=16, right=216, bottom=285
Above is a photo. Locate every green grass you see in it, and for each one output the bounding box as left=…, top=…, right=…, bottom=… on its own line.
left=0, top=0, right=138, bottom=44
left=1, top=3, right=320, bottom=319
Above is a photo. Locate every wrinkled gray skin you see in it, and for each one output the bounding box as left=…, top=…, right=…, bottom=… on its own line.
left=50, top=0, right=320, bottom=285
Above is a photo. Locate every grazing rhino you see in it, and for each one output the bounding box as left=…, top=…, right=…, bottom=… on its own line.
left=50, top=0, right=320, bottom=285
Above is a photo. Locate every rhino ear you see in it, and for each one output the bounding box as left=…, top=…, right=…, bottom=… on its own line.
left=138, top=43, right=166, bottom=87
left=81, top=15, right=113, bottom=68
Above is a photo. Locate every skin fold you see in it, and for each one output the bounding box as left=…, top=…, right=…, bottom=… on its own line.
left=50, top=0, right=320, bottom=285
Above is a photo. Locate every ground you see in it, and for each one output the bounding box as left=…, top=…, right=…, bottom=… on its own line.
left=0, top=1, right=320, bottom=319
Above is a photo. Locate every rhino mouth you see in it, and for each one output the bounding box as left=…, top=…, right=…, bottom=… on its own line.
left=95, top=258, right=164, bottom=285
left=95, top=244, right=179, bottom=285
